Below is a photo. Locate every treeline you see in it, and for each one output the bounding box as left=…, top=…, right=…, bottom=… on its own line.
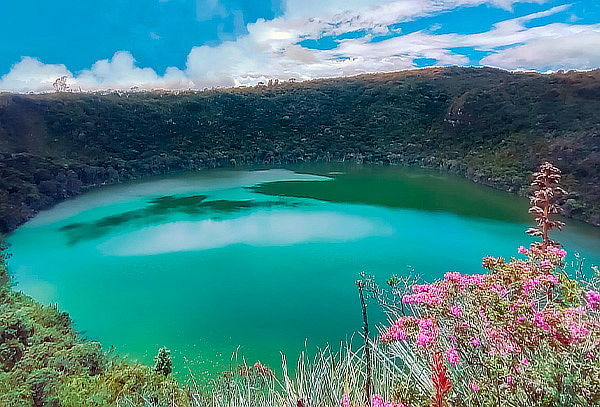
left=1, top=66, right=600, bottom=233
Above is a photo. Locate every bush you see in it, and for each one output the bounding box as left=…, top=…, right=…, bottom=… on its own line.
left=369, top=163, right=600, bottom=407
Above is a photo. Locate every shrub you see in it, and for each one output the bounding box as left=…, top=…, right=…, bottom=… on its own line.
left=372, top=162, right=599, bottom=407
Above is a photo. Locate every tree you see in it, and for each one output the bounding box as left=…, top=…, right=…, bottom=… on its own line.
left=53, top=76, right=68, bottom=92
left=153, top=347, right=172, bottom=376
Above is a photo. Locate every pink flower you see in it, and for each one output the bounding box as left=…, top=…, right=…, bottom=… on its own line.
left=470, top=383, right=479, bottom=392
left=567, top=321, right=590, bottom=342
left=523, top=274, right=559, bottom=295
left=506, top=376, right=514, bottom=385
left=492, top=284, right=509, bottom=296
left=371, top=394, right=406, bottom=407
left=449, top=305, right=462, bottom=317
left=340, top=393, right=350, bottom=407
left=547, top=246, right=567, bottom=258
left=521, top=359, right=530, bottom=366
left=586, top=291, right=600, bottom=310
left=444, top=272, right=485, bottom=288
left=380, top=317, right=412, bottom=344
left=415, top=318, right=438, bottom=348
left=534, top=312, right=551, bottom=331
left=517, top=316, right=527, bottom=323
left=518, top=246, right=528, bottom=254
left=402, top=283, right=446, bottom=306
left=445, top=347, right=460, bottom=366
left=470, top=337, right=481, bottom=347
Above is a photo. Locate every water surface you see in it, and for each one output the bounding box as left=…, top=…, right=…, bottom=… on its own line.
left=7, top=164, right=600, bottom=379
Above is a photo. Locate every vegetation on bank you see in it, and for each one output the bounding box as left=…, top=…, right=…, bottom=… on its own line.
left=0, top=162, right=598, bottom=406
left=0, top=244, right=187, bottom=406
left=1, top=67, right=600, bottom=234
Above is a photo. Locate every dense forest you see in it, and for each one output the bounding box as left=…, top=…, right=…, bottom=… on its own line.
left=1, top=66, right=600, bottom=234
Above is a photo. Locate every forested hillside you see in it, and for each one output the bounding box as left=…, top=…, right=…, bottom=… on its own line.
left=1, top=66, right=599, bottom=233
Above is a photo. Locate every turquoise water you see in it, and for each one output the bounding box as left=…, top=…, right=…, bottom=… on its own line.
left=7, top=165, right=600, bottom=379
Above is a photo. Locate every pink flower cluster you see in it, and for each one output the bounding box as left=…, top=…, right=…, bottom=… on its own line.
left=485, top=327, right=521, bottom=355
left=522, top=274, right=559, bottom=295
left=380, top=317, right=439, bottom=348
left=340, top=393, right=350, bottom=407
left=371, top=394, right=407, bottom=407
left=443, top=271, right=485, bottom=288
left=402, top=284, right=446, bottom=306
left=546, top=246, right=567, bottom=258
left=445, top=347, right=460, bottom=366
left=586, top=290, right=600, bottom=310
left=533, top=307, right=592, bottom=345
left=416, top=318, right=439, bottom=348
left=402, top=272, right=488, bottom=307
left=449, top=305, right=462, bottom=317
left=380, top=318, right=412, bottom=344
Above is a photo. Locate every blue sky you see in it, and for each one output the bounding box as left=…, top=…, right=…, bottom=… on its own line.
left=1, top=0, right=599, bottom=91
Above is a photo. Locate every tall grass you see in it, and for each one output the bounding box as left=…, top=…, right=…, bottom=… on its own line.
left=149, top=339, right=428, bottom=407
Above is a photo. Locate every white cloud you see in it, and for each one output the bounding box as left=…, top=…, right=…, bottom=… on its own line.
left=74, top=51, right=192, bottom=90
left=0, top=52, right=193, bottom=92
left=481, top=30, right=600, bottom=70
left=0, top=0, right=598, bottom=92
left=0, top=57, right=72, bottom=93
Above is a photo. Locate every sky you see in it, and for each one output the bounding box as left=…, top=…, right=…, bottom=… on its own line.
left=0, top=0, right=599, bottom=92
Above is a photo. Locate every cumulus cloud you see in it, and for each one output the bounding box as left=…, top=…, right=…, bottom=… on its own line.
left=74, top=51, right=192, bottom=90
left=0, top=0, right=598, bottom=92
left=0, top=52, right=193, bottom=93
left=0, top=57, right=72, bottom=93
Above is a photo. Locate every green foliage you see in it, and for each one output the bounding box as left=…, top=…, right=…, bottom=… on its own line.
left=154, top=347, right=173, bottom=376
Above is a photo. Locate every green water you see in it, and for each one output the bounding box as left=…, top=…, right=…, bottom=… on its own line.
left=7, top=164, right=600, bottom=379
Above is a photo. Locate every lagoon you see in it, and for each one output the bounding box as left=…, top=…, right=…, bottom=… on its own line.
left=7, top=164, right=600, bottom=378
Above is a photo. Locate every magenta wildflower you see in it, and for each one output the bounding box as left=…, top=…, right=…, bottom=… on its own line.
left=547, top=246, right=567, bottom=258
left=340, top=393, right=350, bottom=407
left=371, top=394, right=406, bottom=407
left=402, top=284, right=446, bottom=306
left=518, top=245, right=528, bottom=254
left=470, top=383, right=479, bottom=392
left=445, top=347, right=460, bottom=366
left=380, top=317, right=412, bottom=344
left=415, top=318, right=438, bottom=348
left=449, top=305, right=462, bottom=317
left=567, top=321, right=590, bottom=343
left=586, top=290, right=600, bottom=310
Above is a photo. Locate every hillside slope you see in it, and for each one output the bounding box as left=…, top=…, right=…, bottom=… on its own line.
left=1, top=66, right=599, bottom=233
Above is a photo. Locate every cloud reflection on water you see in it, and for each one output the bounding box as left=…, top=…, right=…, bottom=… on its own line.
left=100, top=211, right=392, bottom=256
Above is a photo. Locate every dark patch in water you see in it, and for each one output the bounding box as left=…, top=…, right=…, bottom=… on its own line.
left=60, top=195, right=297, bottom=245
left=251, top=169, right=531, bottom=223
